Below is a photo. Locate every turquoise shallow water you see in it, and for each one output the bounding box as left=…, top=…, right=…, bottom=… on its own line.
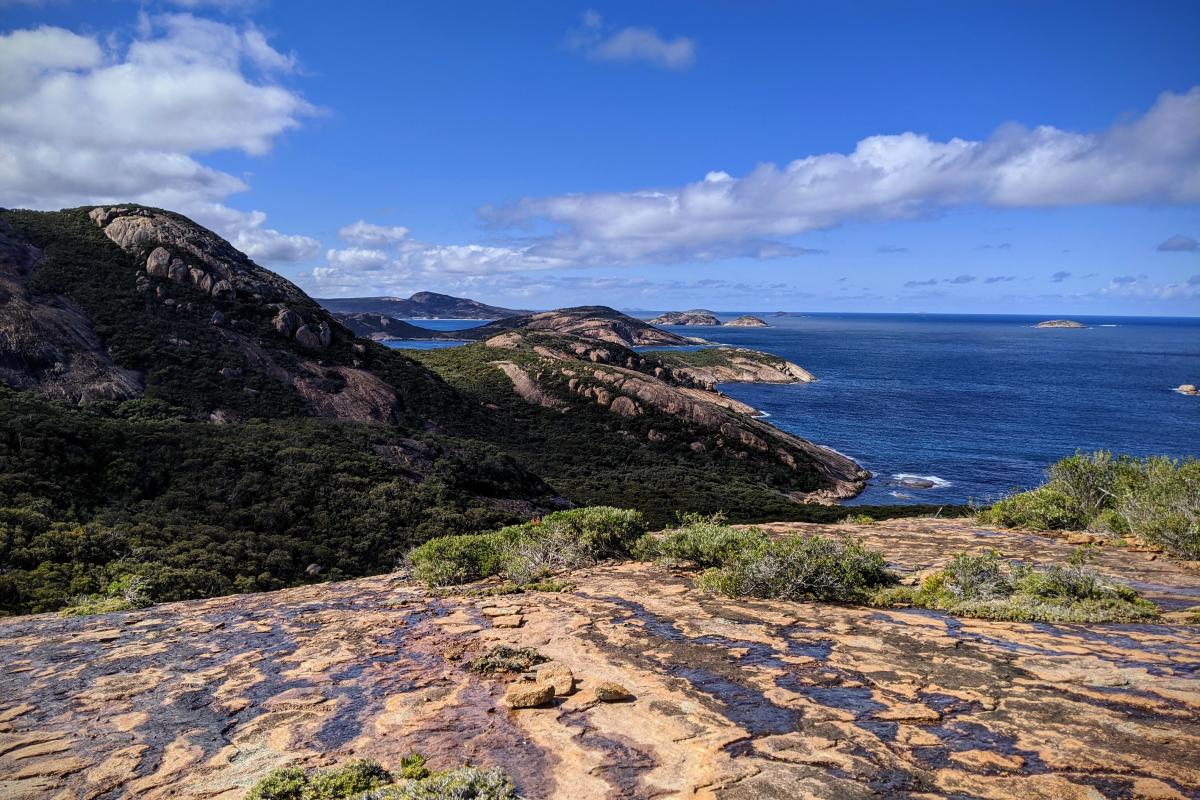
left=392, top=313, right=1199, bottom=506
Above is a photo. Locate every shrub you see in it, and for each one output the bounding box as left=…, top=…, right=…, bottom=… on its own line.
left=977, top=487, right=1086, bottom=531
left=303, top=760, right=392, bottom=800
left=407, top=507, right=647, bottom=587
left=407, top=527, right=527, bottom=586
left=697, top=533, right=897, bottom=603
left=843, top=514, right=875, bottom=525
left=368, top=766, right=518, bottom=800
left=537, top=507, right=648, bottom=558
left=1118, top=457, right=1200, bottom=559
left=397, top=754, right=430, bottom=781
left=876, top=548, right=1159, bottom=623
left=245, top=766, right=308, bottom=800
left=652, top=518, right=768, bottom=567
left=980, top=453, right=1200, bottom=559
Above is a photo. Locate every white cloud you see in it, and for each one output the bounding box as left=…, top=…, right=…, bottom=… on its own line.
left=566, top=11, right=695, bottom=70
left=1100, top=275, right=1197, bottom=301
left=480, top=87, right=1200, bottom=267
left=0, top=13, right=317, bottom=262
left=337, top=220, right=411, bottom=248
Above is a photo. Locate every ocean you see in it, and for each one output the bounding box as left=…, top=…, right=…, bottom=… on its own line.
left=390, top=313, right=1200, bottom=506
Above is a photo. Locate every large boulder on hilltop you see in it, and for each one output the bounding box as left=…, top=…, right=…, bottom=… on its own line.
left=89, top=206, right=308, bottom=305
left=273, top=308, right=303, bottom=337
left=145, top=247, right=171, bottom=277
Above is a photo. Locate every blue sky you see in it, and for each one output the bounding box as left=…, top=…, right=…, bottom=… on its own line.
left=2, top=1, right=1199, bottom=314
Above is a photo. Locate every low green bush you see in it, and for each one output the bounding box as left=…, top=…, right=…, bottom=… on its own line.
left=977, top=487, right=1086, bottom=531
left=244, top=758, right=518, bottom=800
left=697, top=533, right=897, bottom=603
left=843, top=514, right=876, bottom=525
left=408, top=507, right=646, bottom=587
left=650, top=519, right=768, bottom=567
left=979, top=452, right=1199, bottom=559
left=876, top=548, right=1159, bottom=623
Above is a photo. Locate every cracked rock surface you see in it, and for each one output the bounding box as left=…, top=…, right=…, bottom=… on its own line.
left=0, top=519, right=1197, bottom=799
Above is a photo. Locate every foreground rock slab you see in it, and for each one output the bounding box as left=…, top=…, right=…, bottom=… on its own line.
left=0, top=521, right=1198, bottom=799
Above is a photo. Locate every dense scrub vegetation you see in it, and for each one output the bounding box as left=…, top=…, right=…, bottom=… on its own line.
left=0, top=387, right=547, bottom=615
left=979, top=451, right=1200, bottom=558
left=408, top=507, right=648, bottom=586
left=244, top=757, right=518, bottom=800
left=874, top=548, right=1160, bottom=623
left=417, top=509, right=1160, bottom=623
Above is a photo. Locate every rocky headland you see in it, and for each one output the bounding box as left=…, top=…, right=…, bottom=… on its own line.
left=1, top=517, right=1197, bottom=800
left=317, top=292, right=530, bottom=320
left=645, top=347, right=816, bottom=387
left=454, top=306, right=701, bottom=348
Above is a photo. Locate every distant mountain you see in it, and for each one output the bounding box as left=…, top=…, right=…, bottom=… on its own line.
left=316, top=292, right=531, bottom=320
left=455, top=306, right=698, bottom=347
left=333, top=311, right=449, bottom=341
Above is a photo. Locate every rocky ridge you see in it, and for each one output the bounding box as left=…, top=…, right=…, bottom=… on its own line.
left=317, top=292, right=531, bottom=320
left=476, top=331, right=864, bottom=501
left=1, top=518, right=1196, bottom=800
left=457, top=306, right=699, bottom=348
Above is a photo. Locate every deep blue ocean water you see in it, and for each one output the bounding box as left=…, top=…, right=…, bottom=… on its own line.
left=392, top=313, right=1199, bottom=506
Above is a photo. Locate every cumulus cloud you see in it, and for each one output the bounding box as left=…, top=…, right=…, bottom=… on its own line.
left=566, top=10, right=695, bottom=70
left=1157, top=234, right=1199, bottom=252
left=0, top=13, right=318, bottom=262
left=476, top=87, right=1200, bottom=268
left=337, top=221, right=411, bottom=248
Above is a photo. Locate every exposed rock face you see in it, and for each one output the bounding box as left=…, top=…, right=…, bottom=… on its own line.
left=89, top=206, right=307, bottom=305
left=647, top=347, right=816, bottom=387
left=2, top=519, right=1196, bottom=800
left=459, top=306, right=697, bottom=348
left=0, top=220, right=142, bottom=402
left=480, top=331, right=864, bottom=501
left=725, top=315, right=769, bottom=327
left=1035, top=319, right=1087, bottom=328
left=649, top=309, right=721, bottom=326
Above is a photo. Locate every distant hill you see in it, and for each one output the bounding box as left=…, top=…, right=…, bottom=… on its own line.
left=649, top=309, right=721, bottom=326
left=333, top=311, right=449, bottom=341
left=455, top=306, right=697, bottom=347
left=0, top=205, right=869, bottom=615
left=316, top=291, right=531, bottom=319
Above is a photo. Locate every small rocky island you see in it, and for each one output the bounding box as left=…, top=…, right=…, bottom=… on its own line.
left=1035, top=319, right=1087, bottom=328
left=649, top=309, right=721, bottom=326
left=1176, top=384, right=1198, bottom=396
left=725, top=315, right=769, bottom=327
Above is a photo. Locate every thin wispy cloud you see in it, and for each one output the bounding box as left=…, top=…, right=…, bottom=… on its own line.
left=877, top=245, right=909, bottom=253
left=1157, top=234, right=1198, bottom=252
left=566, top=10, right=696, bottom=70
left=985, top=275, right=1016, bottom=283
left=1051, top=271, right=1072, bottom=282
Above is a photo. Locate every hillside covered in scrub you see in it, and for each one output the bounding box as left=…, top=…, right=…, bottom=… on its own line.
left=0, top=206, right=884, bottom=615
